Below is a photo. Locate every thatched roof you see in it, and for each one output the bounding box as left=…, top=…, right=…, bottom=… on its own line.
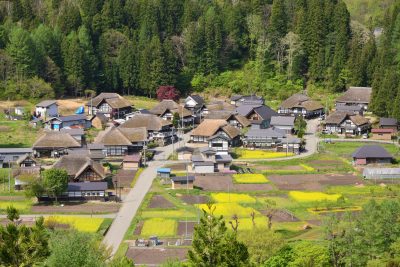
left=279, top=93, right=323, bottom=111
left=221, top=125, right=240, bottom=139
left=150, top=100, right=192, bottom=118
left=36, top=100, right=57, bottom=107
left=33, top=132, right=81, bottom=149
left=205, top=111, right=250, bottom=127
left=87, top=92, right=132, bottom=108
left=53, top=155, right=106, bottom=180
left=206, top=101, right=236, bottom=111
left=94, top=126, right=147, bottom=146
left=325, top=111, right=369, bottom=126
left=336, top=87, right=372, bottom=104
left=120, top=114, right=172, bottom=131
left=191, top=119, right=227, bottom=137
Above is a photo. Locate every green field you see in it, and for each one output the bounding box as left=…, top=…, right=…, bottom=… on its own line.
left=0, top=118, right=41, bottom=148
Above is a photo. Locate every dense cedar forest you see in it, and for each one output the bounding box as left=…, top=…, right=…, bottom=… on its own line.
left=0, top=0, right=396, bottom=110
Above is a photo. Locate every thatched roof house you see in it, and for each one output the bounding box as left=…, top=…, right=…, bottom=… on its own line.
left=53, top=155, right=106, bottom=182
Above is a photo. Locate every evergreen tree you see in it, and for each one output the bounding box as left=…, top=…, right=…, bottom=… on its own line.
left=118, top=40, right=139, bottom=95
left=269, top=0, right=288, bottom=51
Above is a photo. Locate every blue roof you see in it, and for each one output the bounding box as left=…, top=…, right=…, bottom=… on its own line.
left=157, top=168, right=171, bottom=173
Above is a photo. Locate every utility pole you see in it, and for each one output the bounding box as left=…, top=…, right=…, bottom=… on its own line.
left=185, top=162, right=188, bottom=239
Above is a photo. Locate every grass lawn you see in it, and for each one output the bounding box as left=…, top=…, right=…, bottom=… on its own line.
left=197, top=203, right=260, bottom=218
left=233, top=173, right=269, bottom=184
left=289, top=191, right=342, bottom=203
left=211, top=193, right=257, bottom=203
left=125, top=96, right=159, bottom=110
left=323, top=142, right=400, bottom=160
left=233, top=149, right=294, bottom=159
left=141, top=218, right=177, bottom=237
left=0, top=117, right=41, bottom=148
left=45, top=216, right=104, bottom=233
left=0, top=200, right=32, bottom=212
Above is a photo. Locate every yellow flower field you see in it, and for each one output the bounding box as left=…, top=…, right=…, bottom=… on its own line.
left=299, top=164, right=315, bottom=172
left=45, top=216, right=104, bottom=233
left=289, top=191, right=342, bottom=202
left=141, top=210, right=196, bottom=218
left=141, top=218, right=177, bottom=237
left=235, top=149, right=294, bottom=159
left=211, top=193, right=257, bottom=203
left=0, top=201, right=32, bottom=212
left=233, top=173, right=269, bottom=184
left=197, top=203, right=260, bottom=217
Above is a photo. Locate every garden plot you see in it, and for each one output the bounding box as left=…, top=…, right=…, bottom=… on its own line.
left=177, top=221, right=198, bottom=236
left=211, top=193, right=257, bottom=203
left=234, top=149, right=294, bottom=159
left=197, top=203, right=260, bottom=217
left=45, top=216, right=104, bottom=233
left=126, top=248, right=188, bottom=266
left=179, top=195, right=209, bottom=204
left=194, top=175, right=233, bottom=191
left=289, top=191, right=341, bottom=202
left=234, top=183, right=275, bottom=191
left=260, top=209, right=300, bottom=222
left=166, top=163, right=187, bottom=171
left=147, top=195, right=175, bottom=209
left=268, top=174, right=361, bottom=190
left=233, top=173, right=269, bottom=184
left=31, top=202, right=121, bottom=214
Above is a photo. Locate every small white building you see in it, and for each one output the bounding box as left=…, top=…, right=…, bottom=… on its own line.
left=35, top=100, right=58, bottom=120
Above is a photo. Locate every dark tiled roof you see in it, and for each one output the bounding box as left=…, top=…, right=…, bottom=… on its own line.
left=336, top=87, right=372, bottom=104
left=352, top=145, right=393, bottom=159
left=60, top=128, right=85, bottom=136
left=48, top=114, right=87, bottom=123
left=215, top=154, right=233, bottom=163
left=230, top=95, right=243, bottom=101
left=190, top=95, right=205, bottom=105
left=245, top=127, right=286, bottom=138
left=68, top=182, right=108, bottom=191
left=379, top=118, right=398, bottom=127
left=171, top=176, right=195, bottom=182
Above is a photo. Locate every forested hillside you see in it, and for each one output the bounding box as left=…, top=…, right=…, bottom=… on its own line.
left=0, top=0, right=379, bottom=101
left=344, top=0, right=394, bottom=26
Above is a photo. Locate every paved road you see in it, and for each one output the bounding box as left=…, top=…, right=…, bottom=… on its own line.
left=103, top=133, right=191, bottom=256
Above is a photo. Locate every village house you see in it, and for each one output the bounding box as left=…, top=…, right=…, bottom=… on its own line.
left=270, top=116, right=296, bottom=134
left=157, top=168, right=171, bottom=179
left=352, top=145, right=393, bottom=165
left=206, top=101, right=236, bottom=113
left=379, top=118, right=398, bottom=132
left=176, top=146, right=195, bottom=161
left=90, top=112, right=108, bottom=129
left=60, top=128, right=85, bottom=142
left=191, top=147, right=233, bottom=173
left=205, top=111, right=251, bottom=129
left=94, top=126, right=148, bottom=156
left=324, top=111, right=370, bottom=136
left=87, top=143, right=107, bottom=161
left=86, top=92, right=133, bottom=120
left=150, top=100, right=193, bottom=127
left=122, top=154, right=142, bottom=170
left=65, top=182, right=109, bottom=200
left=184, top=95, right=207, bottom=123
left=45, top=114, right=91, bottom=130
left=230, top=95, right=264, bottom=106
left=0, top=148, right=33, bottom=167
left=190, top=119, right=241, bottom=148
left=171, top=176, right=195, bottom=190
left=243, top=127, right=285, bottom=149
left=35, top=100, right=58, bottom=119
left=120, top=114, right=176, bottom=146
left=53, top=154, right=107, bottom=182
left=236, top=104, right=278, bottom=128
left=335, top=87, right=372, bottom=111
left=32, top=132, right=81, bottom=157
left=371, top=128, right=395, bottom=141
left=13, top=155, right=40, bottom=190
left=278, top=94, right=324, bottom=118
left=335, top=104, right=364, bottom=115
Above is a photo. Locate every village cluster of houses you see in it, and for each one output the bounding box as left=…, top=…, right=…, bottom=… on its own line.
left=1, top=86, right=399, bottom=201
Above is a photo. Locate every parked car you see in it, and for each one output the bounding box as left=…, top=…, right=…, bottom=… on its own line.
left=362, top=133, right=368, bottom=139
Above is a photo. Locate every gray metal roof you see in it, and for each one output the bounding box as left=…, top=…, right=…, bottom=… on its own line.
left=0, top=148, right=33, bottom=154
left=49, top=114, right=87, bottom=122
left=171, top=176, right=195, bottom=182
left=352, top=145, right=393, bottom=159
left=245, top=127, right=286, bottom=139
left=67, top=182, right=108, bottom=191
left=36, top=100, right=57, bottom=107
left=379, top=118, right=398, bottom=127
left=363, top=168, right=400, bottom=176
left=193, top=161, right=214, bottom=166
left=215, top=154, right=233, bottom=163
left=270, top=116, right=295, bottom=126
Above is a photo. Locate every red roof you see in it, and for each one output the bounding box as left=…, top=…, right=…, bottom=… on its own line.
left=371, top=128, right=394, bottom=134
left=123, top=154, right=142, bottom=162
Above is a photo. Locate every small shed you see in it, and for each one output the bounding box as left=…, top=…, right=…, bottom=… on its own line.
left=122, top=154, right=142, bottom=170
left=176, top=146, right=195, bottom=161
left=352, top=145, right=393, bottom=165
left=371, top=128, right=395, bottom=141
left=193, top=161, right=215, bottom=174
left=171, top=175, right=195, bottom=189
left=157, top=168, right=171, bottom=178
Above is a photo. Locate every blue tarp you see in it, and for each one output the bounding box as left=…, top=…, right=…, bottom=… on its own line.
left=75, top=106, right=84, bottom=114
left=157, top=168, right=171, bottom=173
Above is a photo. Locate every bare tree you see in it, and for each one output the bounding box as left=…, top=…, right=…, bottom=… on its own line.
left=282, top=32, right=303, bottom=80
